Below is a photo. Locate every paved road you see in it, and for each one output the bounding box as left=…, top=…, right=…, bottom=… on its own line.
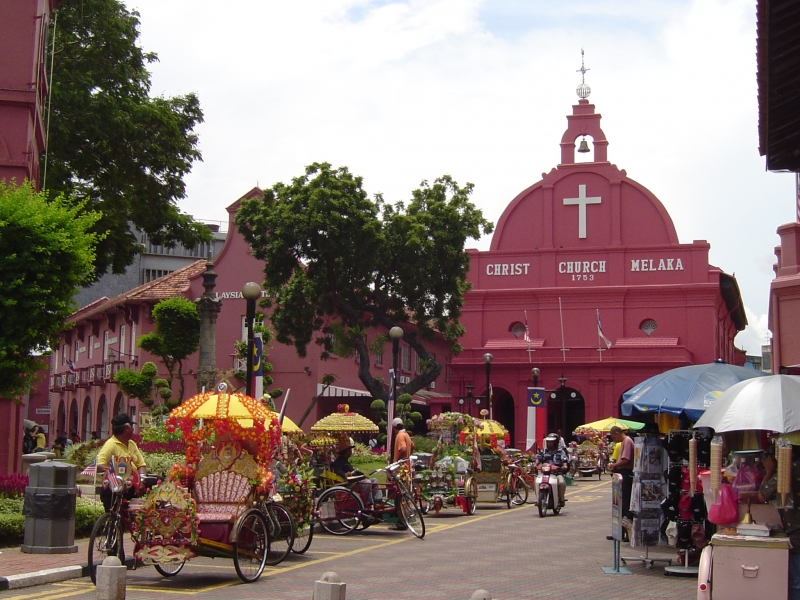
left=1, top=479, right=697, bottom=599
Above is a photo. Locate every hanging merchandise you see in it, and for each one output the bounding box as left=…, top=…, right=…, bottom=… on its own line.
left=708, top=482, right=738, bottom=525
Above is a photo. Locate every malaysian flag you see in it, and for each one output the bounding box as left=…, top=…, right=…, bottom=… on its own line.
left=597, top=309, right=612, bottom=349
left=80, top=460, right=97, bottom=477
left=67, top=359, right=78, bottom=373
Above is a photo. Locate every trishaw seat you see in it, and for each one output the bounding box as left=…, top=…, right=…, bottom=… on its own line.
left=193, top=443, right=260, bottom=527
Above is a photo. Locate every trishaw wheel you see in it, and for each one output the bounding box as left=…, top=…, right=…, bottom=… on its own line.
left=154, top=560, right=185, bottom=577
left=415, top=485, right=430, bottom=515
left=316, top=487, right=363, bottom=535
left=465, top=478, right=477, bottom=515
left=503, top=474, right=513, bottom=509
left=511, top=478, right=529, bottom=506
left=291, top=523, right=314, bottom=554
left=88, top=512, right=125, bottom=585
left=538, top=489, right=548, bottom=518
left=233, top=509, right=269, bottom=583
left=264, top=503, right=295, bottom=566
left=399, top=492, right=425, bottom=539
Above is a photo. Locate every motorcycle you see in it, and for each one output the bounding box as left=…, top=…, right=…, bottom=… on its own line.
left=535, top=462, right=566, bottom=517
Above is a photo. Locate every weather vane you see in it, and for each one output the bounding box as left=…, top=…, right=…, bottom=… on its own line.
left=576, top=48, right=591, bottom=99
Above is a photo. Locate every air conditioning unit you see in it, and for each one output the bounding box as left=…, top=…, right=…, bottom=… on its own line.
left=399, top=376, right=410, bottom=384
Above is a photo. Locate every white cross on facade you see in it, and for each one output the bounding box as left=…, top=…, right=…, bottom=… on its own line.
left=563, top=184, right=601, bottom=238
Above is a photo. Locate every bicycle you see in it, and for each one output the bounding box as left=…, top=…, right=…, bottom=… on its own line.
left=316, top=458, right=425, bottom=539
left=259, top=496, right=295, bottom=566
left=501, top=460, right=529, bottom=507
left=88, top=476, right=181, bottom=584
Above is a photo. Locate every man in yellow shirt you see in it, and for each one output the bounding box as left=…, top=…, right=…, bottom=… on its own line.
left=96, top=413, right=147, bottom=510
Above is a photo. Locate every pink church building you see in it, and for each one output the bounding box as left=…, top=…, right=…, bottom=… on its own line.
left=432, top=93, right=746, bottom=449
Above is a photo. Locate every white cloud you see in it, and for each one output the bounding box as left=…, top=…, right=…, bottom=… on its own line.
left=124, top=0, right=788, bottom=354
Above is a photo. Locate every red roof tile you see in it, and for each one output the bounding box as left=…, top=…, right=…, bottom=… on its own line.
left=69, top=260, right=207, bottom=324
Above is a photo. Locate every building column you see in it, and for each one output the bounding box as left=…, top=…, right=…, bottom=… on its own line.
left=195, top=257, right=222, bottom=394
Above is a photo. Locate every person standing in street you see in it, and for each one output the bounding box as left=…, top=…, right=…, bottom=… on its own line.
left=392, top=417, right=413, bottom=463
left=608, top=425, right=635, bottom=535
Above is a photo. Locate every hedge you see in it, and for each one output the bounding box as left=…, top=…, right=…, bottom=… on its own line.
left=0, top=495, right=104, bottom=546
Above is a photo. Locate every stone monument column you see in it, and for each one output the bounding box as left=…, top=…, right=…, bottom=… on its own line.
left=195, top=257, right=222, bottom=394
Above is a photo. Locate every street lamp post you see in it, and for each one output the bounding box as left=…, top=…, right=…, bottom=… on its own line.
left=457, top=384, right=478, bottom=416
left=531, top=367, right=540, bottom=388
left=242, top=282, right=262, bottom=398
left=387, top=326, right=404, bottom=456
left=483, top=353, right=493, bottom=420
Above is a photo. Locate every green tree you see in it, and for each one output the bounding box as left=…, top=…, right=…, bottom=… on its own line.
left=370, top=394, right=422, bottom=444
left=0, top=181, right=100, bottom=397
left=44, top=0, right=210, bottom=278
left=236, top=162, right=493, bottom=400
left=137, top=297, right=200, bottom=406
left=114, top=361, right=170, bottom=411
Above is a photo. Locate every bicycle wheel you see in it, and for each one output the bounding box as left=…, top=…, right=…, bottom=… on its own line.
left=510, top=475, right=529, bottom=506
left=154, top=560, right=185, bottom=577
left=291, top=522, right=314, bottom=554
left=399, top=491, right=425, bottom=539
left=264, top=504, right=295, bottom=566
left=503, top=473, right=512, bottom=509
left=88, top=512, right=125, bottom=585
left=233, top=509, right=269, bottom=583
left=464, top=478, right=477, bottom=515
left=415, top=484, right=430, bottom=515
left=316, top=487, right=363, bottom=535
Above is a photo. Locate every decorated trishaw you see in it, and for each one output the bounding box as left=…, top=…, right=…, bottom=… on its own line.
left=126, top=383, right=286, bottom=583
left=424, top=411, right=522, bottom=511
left=310, top=405, right=425, bottom=538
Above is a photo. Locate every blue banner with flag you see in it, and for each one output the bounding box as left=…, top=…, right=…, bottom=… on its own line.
left=527, top=386, right=545, bottom=408
left=253, top=334, right=263, bottom=377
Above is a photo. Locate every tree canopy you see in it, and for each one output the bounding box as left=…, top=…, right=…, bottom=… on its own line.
left=236, top=162, right=493, bottom=400
left=0, top=181, right=100, bottom=398
left=44, top=0, right=210, bottom=278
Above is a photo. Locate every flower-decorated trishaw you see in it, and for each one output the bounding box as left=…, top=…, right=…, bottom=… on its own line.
left=129, top=383, right=284, bottom=583
left=570, top=427, right=609, bottom=480
left=424, top=410, right=522, bottom=512
left=310, top=405, right=425, bottom=538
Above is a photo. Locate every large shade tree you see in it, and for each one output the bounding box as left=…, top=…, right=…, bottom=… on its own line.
left=236, top=162, right=493, bottom=400
left=43, top=0, right=210, bottom=278
left=0, top=181, right=100, bottom=397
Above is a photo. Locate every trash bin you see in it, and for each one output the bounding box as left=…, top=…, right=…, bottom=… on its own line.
left=21, top=461, right=78, bottom=554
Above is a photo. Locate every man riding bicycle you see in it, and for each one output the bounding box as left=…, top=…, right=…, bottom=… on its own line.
left=535, top=433, right=568, bottom=507
left=95, top=413, right=147, bottom=511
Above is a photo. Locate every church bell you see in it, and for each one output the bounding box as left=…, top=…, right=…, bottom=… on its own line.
left=577, top=138, right=590, bottom=153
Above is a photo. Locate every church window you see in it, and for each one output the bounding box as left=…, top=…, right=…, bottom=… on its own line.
left=640, top=319, right=658, bottom=336
left=510, top=322, right=526, bottom=338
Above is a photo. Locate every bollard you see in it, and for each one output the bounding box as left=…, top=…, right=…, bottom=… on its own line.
left=95, top=556, right=126, bottom=600
left=313, top=571, right=346, bottom=600
left=470, top=590, right=492, bottom=600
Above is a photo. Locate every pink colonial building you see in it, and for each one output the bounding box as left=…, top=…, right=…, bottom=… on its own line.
left=433, top=94, right=747, bottom=449
left=47, top=189, right=453, bottom=441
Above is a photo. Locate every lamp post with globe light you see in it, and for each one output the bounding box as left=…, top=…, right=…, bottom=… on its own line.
left=387, top=326, right=404, bottom=455
left=242, top=282, right=262, bottom=398
left=484, top=353, right=493, bottom=420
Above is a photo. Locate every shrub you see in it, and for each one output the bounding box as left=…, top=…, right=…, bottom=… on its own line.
left=0, top=473, right=28, bottom=498
left=141, top=421, right=184, bottom=444
left=143, top=452, right=184, bottom=478
left=411, top=435, right=439, bottom=453
left=0, top=495, right=103, bottom=545
left=138, top=440, right=186, bottom=454
left=63, top=440, right=103, bottom=470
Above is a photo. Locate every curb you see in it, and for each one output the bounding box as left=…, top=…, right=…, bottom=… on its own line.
left=0, top=557, right=134, bottom=591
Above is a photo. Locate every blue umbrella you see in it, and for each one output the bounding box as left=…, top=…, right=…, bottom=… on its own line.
left=620, top=361, right=768, bottom=422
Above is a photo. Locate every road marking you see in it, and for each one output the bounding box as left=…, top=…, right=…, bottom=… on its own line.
left=4, top=587, right=88, bottom=600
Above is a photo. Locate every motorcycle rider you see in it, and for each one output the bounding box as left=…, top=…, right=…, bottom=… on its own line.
left=535, top=433, right=569, bottom=507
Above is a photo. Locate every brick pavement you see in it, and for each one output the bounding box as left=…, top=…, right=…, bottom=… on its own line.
left=0, top=478, right=699, bottom=599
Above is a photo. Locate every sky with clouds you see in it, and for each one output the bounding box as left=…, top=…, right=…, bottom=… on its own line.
left=124, top=0, right=791, bottom=357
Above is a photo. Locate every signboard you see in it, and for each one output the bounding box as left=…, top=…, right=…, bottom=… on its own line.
left=35, top=407, right=50, bottom=415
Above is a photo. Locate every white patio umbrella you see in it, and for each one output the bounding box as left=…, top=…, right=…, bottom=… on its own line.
left=693, top=374, right=800, bottom=433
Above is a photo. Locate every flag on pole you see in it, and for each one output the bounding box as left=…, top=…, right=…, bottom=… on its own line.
left=106, top=458, right=121, bottom=490
left=597, top=309, right=612, bottom=349
left=523, top=311, right=530, bottom=343
left=67, top=359, right=77, bottom=373
left=253, top=333, right=263, bottom=399
left=80, top=460, right=97, bottom=477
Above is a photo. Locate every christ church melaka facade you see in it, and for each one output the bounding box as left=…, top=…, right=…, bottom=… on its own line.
left=431, top=95, right=747, bottom=450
